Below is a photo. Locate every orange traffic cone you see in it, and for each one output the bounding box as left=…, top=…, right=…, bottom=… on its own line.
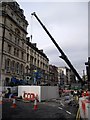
left=36, top=94, right=39, bottom=102
left=11, top=98, right=16, bottom=108
left=34, top=98, right=38, bottom=110
left=9, top=94, right=12, bottom=102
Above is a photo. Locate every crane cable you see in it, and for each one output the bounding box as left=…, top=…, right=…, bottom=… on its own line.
left=30, top=15, right=33, bottom=42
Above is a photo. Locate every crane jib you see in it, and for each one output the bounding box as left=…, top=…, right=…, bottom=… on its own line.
left=31, top=12, right=82, bottom=82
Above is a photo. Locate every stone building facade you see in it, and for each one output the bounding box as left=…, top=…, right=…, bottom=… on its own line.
left=25, top=37, right=49, bottom=85
left=0, top=2, right=49, bottom=86
left=0, top=2, right=28, bottom=86
left=49, top=65, right=58, bottom=85
left=58, top=66, right=76, bottom=86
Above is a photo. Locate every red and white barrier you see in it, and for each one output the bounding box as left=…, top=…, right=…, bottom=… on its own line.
left=79, top=96, right=90, bottom=120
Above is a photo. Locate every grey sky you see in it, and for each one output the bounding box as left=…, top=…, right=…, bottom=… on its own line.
left=17, top=1, right=88, bottom=77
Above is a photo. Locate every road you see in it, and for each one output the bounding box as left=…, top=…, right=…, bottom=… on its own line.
left=2, top=98, right=78, bottom=119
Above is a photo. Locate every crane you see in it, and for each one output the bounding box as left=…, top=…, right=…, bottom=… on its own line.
left=31, top=12, right=82, bottom=83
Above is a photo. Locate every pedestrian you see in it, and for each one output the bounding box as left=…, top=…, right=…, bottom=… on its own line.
left=59, top=88, right=62, bottom=97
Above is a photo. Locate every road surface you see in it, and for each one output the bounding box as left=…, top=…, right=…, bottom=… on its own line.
left=2, top=98, right=77, bottom=119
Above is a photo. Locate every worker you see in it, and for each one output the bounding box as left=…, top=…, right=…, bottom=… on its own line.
left=5, top=88, right=11, bottom=98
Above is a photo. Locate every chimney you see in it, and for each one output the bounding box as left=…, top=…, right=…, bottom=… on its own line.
left=26, top=37, right=30, bottom=42
left=32, top=43, right=37, bottom=47
left=40, top=49, right=43, bottom=53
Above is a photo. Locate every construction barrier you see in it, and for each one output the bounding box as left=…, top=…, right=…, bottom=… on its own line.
left=79, top=96, right=90, bottom=120
left=18, top=86, right=59, bottom=102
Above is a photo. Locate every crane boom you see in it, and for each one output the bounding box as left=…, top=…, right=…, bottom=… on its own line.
left=31, top=12, right=82, bottom=82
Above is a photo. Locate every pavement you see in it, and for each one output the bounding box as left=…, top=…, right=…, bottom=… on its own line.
left=1, top=97, right=78, bottom=119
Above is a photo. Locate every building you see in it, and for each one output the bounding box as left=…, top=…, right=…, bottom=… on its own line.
left=49, top=65, right=58, bottom=85
left=0, top=2, right=28, bottom=86
left=25, top=37, right=49, bottom=85
left=0, top=1, right=50, bottom=86
left=58, top=66, right=76, bottom=86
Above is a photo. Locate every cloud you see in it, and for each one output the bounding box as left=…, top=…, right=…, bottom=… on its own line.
left=18, top=2, right=88, bottom=76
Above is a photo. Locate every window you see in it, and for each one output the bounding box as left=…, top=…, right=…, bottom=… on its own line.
left=11, top=12, right=13, bottom=17
left=30, top=56, right=33, bottom=64
left=8, top=44, right=11, bottom=54
left=16, top=62, right=19, bottom=74
left=34, top=58, right=36, bottom=65
left=17, top=38, right=19, bottom=44
left=23, top=24, right=25, bottom=27
left=43, top=63, right=44, bottom=69
left=22, top=42, right=24, bottom=48
left=10, top=24, right=12, bottom=29
left=27, top=47, right=29, bottom=52
left=5, top=59, right=10, bottom=73
left=11, top=61, right=15, bottom=73
left=21, top=64, right=23, bottom=75
left=14, top=48, right=19, bottom=57
left=16, top=18, right=19, bottom=22
left=27, top=53, right=29, bottom=62
left=38, top=60, right=39, bottom=67
left=26, top=66, right=29, bottom=74
left=17, top=49, right=19, bottom=57
left=5, top=77, right=10, bottom=86
left=15, top=28, right=21, bottom=36
left=9, top=33, right=12, bottom=41
left=41, top=62, right=42, bottom=68
left=15, top=37, right=17, bottom=43
left=15, top=37, right=19, bottom=45
left=22, top=34, right=24, bottom=38
left=21, top=52, right=24, bottom=60
left=18, top=19, right=21, bottom=24
left=14, top=48, right=16, bottom=56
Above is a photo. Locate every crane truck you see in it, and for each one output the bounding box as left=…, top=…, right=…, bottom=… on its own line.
left=31, top=12, right=90, bottom=120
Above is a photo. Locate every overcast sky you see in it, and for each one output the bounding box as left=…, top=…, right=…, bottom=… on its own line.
left=17, top=1, right=88, bottom=77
